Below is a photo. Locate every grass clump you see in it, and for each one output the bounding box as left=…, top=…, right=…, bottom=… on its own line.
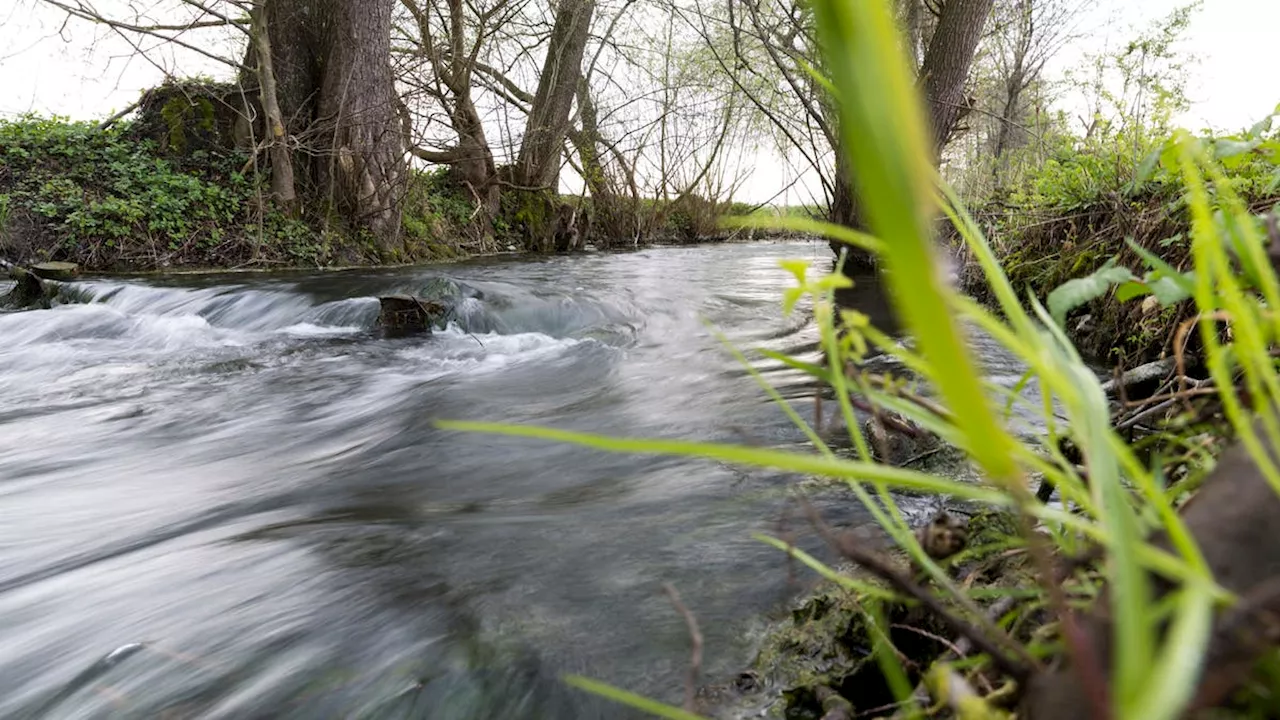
left=956, top=109, right=1280, bottom=366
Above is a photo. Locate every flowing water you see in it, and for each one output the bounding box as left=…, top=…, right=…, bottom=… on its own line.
left=0, top=241, right=1041, bottom=719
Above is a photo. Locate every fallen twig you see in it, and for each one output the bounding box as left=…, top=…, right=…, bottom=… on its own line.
left=662, top=582, right=703, bottom=714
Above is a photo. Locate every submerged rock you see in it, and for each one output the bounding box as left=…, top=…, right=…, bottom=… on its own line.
left=1, top=265, right=53, bottom=310
left=377, top=277, right=486, bottom=335
left=377, top=295, right=448, bottom=335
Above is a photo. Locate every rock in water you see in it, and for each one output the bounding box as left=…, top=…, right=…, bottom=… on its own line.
left=30, top=261, right=79, bottom=281
left=377, top=295, right=447, bottom=336
left=1, top=266, right=51, bottom=310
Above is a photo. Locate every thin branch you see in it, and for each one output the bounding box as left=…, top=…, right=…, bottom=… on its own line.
left=96, top=97, right=143, bottom=130
left=38, top=0, right=249, bottom=71
left=662, top=582, right=703, bottom=714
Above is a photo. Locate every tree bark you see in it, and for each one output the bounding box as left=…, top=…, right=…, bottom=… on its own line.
left=513, top=0, right=596, bottom=189
left=827, top=135, right=873, bottom=271
left=250, top=0, right=296, bottom=214
left=316, top=0, right=406, bottom=244
left=830, top=0, right=995, bottom=274
left=918, top=0, right=998, bottom=151
left=245, top=0, right=407, bottom=252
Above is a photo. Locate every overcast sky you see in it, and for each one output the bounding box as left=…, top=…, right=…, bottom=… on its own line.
left=2, top=0, right=1277, bottom=202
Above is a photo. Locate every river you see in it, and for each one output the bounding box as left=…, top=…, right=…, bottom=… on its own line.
left=0, top=240, right=1037, bottom=719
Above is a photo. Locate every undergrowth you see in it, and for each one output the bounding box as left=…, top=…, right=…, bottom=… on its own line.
left=958, top=104, right=1280, bottom=367
left=0, top=114, right=472, bottom=270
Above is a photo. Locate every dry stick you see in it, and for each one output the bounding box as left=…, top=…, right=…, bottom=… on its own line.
left=799, top=499, right=1037, bottom=685
left=899, top=446, right=946, bottom=468
left=661, top=582, right=703, bottom=714
left=1114, top=379, right=1216, bottom=432
left=97, top=98, right=143, bottom=130
left=1174, top=312, right=1233, bottom=414
left=814, top=382, right=825, bottom=436
left=902, top=595, right=1020, bottom=707
left=846, top=395, right=923, bottom=437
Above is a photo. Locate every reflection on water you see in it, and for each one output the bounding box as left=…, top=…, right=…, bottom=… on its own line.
left=0, top=241, right=1037, bottom=718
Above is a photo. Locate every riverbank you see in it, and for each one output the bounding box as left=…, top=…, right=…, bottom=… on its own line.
left=0, top=111, right=789, bottom=275
left=693, top=137, right=1280, bottom=718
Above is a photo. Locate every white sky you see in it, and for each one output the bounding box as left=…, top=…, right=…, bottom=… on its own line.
left=1, top=1, right=1278, bottom=202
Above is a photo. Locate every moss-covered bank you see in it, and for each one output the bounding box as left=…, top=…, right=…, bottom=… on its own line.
left=954, top=192, right=1201, bottom=368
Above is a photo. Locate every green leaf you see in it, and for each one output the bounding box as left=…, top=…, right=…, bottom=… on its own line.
left=1147, top=275, right=1193, bottom=305
left=1249, top=114, right=1274, bottom=138
left=1116, top=280, right=1151, bottom=303
left=1046, top=261, right=1135, bottom=326
left=1126, top=239, right=1197, bottom=297
left=1212, top=137, right=1258, bottom=160
left=1133, top=146, right=1163, bottom=187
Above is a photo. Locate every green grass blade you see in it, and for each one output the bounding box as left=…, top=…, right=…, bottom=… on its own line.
left=435, top=420, right=1011, bottom=503
left=1124, top=583, right=1215, bottom=720
left=809, top=0, right=1020, bottom=485
left=753, top=534, right=899, bottom=601
left=563, top=675, right=708, bottom=720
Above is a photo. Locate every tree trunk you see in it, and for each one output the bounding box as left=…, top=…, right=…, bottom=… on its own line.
left=991, top=72, right=1026, bottom=187
left=244, top=0, right=406, bottom=253
left=903, top=0, right=925, bottom=71
left=250, top=0, right=296, bottom=214
left=315, top=0, right=406, bottom=245
left=513, top=0, right=596, bottom=190
left=918, top=0, right=998, bottom=151
left=568, top=78, right=628, bottom=246
left=831, top=0, right=994, bottom=274
left=827, top=137, right=874, bottom=272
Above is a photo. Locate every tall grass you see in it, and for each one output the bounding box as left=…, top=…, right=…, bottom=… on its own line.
left=438, top=0, right=1280, bottom=717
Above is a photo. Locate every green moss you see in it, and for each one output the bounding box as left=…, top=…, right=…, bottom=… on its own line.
left=159, top=95, right=215, bottom=155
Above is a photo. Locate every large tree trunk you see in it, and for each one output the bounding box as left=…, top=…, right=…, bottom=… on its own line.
left=513, top=0, right=596, bottom=190
left=831, top=0, right=994, bottom=275
left=918, top=0, right=998, bottom=151
left=246, top=0, right=406, bottom=253
left=827, top=140, right=872, bottom=270
left=315, top=0, right=405, bottom=244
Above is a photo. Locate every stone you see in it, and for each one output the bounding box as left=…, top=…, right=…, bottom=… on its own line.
left=1, top=266, right=50, bottom=309
left=377, top=295, right=447, bottom=336
left=30, top=261, right=79, bottom=281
